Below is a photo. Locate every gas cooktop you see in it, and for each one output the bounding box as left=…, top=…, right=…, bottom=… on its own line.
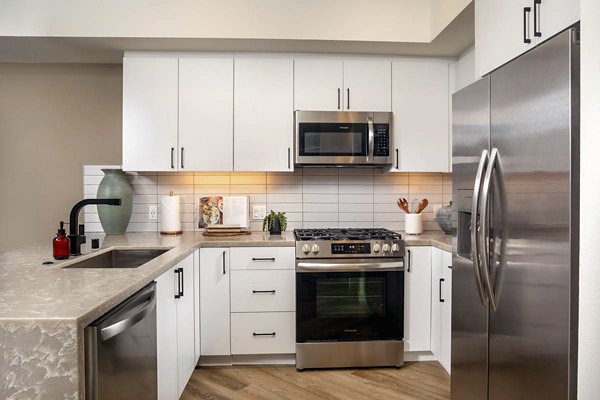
left=294, top=228, right=404, bottom=258
left=294, top=228, right=401, bottom=241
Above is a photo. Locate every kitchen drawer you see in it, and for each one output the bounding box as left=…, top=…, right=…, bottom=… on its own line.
left=230, top=270, right=295, bottom=312
left=230, top=247, right=295, bottom=270
left=231, top=312, right=295, bottom=355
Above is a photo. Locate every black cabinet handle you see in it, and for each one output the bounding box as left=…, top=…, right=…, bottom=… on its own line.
left=170, top=147, right=175, bottom=169
left=395, top=148, right=399, bottom=169
left=533, top=0, right=541, bottom=37
left=448, top=265, right=453, bottom=270
left=180, top=147, right=184, bottom=169
left=288, top=147, right=291, bottom=169
left=252, top=290, right=276, bottom=294
left=523, top=7, right=532, bottom=44
left=222, top=250, right=226, bottom=275
left=407, top=249, right=411, bottom=272
left=174, top=269, right=180, bottom=299
left=337, top=88, right=341, bottom=110
left=347, top=88, right=350, bottom=109
left=253, top=332, right=276, bottom=337
left=252, top=257, right=276, bottom=262
left=179, top=267, right=184, bottom=297
left=439, top=278, right=445, bottom=303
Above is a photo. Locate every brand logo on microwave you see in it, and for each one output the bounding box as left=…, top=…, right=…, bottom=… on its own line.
left=339, top=126, right=350, bottom=129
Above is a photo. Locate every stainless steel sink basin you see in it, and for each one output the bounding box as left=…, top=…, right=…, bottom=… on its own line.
left=63, top=249, right=169, bottom=269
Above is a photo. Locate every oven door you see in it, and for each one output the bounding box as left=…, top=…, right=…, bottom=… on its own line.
left=296, top=259, right=404, bottom=343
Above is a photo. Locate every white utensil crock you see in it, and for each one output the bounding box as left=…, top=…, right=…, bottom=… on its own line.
left=405, top=213, right=423, bottom=235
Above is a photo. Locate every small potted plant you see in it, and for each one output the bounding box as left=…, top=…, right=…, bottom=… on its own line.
left=262, top=210, right=287, bottom=235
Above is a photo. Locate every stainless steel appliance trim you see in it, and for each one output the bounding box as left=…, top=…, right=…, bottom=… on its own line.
left=471, top=149, right=489, bottom=305
left=296, top=340, right=404, bottom=370
left=367, top=116, right=374, bottom=162
left=480, top=147, right=498, bottom=311
left=295, top=238, right=404, bottom=259
left=296, top=259, right=403, bottom=272
left=85, top=326, right=99, bottom=400
left=99, top=287, right=157, bottom=341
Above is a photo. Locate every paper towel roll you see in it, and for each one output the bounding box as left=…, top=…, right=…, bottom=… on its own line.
left=160, top=194, right=182, bottom=234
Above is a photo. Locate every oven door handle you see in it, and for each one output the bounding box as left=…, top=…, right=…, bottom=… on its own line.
left=296, top=261, right=403, bottom=272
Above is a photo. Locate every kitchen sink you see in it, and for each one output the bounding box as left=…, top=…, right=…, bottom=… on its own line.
left=63, top=249, right=169, bottom=269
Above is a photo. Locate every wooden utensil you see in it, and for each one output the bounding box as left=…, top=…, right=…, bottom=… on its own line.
left=416, top=198, right=429, bottom=214
left=397, top=198, right=410, bottom=214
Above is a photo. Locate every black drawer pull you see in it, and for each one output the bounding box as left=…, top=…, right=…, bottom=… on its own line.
left=439, top=278, right=445, bottom=303
left=252, top=257, right=276, bottom=262
left=252, top=290, right=276, bottom=294
left=253, top=332, right=276, bottom=337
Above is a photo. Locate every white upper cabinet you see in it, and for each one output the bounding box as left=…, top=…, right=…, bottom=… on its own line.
left=178, top=56, right=234, bottom=171
left=294, top=59, right=344, bottom=111
left=234, top=57, right=294, bottom=172
left=391, top=61, right=450, bottom=172
left=476, top=0, right=579, bottom=77
left=123, top=56, right=179, bottom=171
left=343, top=60, right=392, bottom=112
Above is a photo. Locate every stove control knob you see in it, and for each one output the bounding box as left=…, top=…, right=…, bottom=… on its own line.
left=302, top=244, right=311, bottom=254
left=373, top=244, right=381, bottom=253
left=311, top=244, right=320, bottom=254
left=382, top=244, right=390, bottom=253
left=391, top=243, right=400, bottom=252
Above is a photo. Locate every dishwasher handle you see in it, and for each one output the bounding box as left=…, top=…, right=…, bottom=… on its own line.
left=99, top=285, right=157, bottom=342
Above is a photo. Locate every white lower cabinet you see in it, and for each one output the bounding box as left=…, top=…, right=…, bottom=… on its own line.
left=199, top=246, right=296, bottom=364
left=156, top=253, right=196, bottom=400
left=231, top=312, right=296, bottom=355
left=199, top=248, right=231, bottom=356
left=431, top=247, right=452, bottom=374
left=403, top=246, right=433, bottom=352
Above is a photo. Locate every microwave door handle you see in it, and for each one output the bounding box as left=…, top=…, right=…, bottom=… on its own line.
left=367, top=116, right=374, bottom=162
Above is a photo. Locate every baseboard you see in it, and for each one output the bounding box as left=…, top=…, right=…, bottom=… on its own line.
left=404, top=351, right=438, bottom=362
left=198, top=354, right=295, bottom=366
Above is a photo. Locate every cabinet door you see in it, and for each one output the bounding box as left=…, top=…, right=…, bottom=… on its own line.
left=193, top=250, right=200, bottom=364
left=294, top=59, right=344, bottom=111
left=343, top=60, right=391, bottom=112
left=391, top=61, right=450, bottom=172
left=440, top=250, right=453, bottom=373
left=123, top=56, right=178, bottom=171
left=404, top=246, right=432, bottom=352
left=200, top=248, right=231, bottom=356
left=234, top=58, right=294, bottom=171
left=536, top=0, right=580, bottom=43
left=430, top=248, right=443, bottom=358
left=176, top=254, right=196, bottom=397
left=475, top=0, right=534, bottom=77
left=156, top=266, right=178, bottom=400
left=179, top=56, right=234, bottom=171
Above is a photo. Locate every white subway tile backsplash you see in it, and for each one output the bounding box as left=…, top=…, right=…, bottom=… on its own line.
left=84, top=166, right=451, bottom=233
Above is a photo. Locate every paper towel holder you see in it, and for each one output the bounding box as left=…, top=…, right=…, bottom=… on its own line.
left=160, top=191, right=183, bottom=236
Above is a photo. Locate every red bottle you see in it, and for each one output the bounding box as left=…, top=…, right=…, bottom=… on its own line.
left=53, top=221, right=70, bottom=260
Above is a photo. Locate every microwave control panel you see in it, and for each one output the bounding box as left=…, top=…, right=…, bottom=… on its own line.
left=373, top=124, right=390, bottom=156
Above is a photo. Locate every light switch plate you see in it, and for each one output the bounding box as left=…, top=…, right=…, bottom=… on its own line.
left=253, top=205, right=267, bottom=220
left=148, top=205, right=157, bottom=220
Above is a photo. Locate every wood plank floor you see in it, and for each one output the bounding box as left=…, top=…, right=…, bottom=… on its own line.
left=181, top=362, right=450, bottom=400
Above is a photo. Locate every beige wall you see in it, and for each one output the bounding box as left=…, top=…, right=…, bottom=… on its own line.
left=0, top=63, right=122, bottom=251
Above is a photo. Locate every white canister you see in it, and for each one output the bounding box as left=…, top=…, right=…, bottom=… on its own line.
left=405, top=213, right=423, bottom=235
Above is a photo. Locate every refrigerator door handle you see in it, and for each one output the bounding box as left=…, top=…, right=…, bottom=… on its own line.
left=471, top=149, right=489, bottom=306
left=481, top=147, right=500, bottom=311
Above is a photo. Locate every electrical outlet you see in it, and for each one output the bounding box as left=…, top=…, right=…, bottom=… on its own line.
left=253, top=205, right=267, bottom=220
left=433, top=205, right=441, bottom=216
left=148, top=205, right=157, bottom=220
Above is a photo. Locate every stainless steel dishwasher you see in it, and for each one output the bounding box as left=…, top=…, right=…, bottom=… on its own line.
left=85, top=282, right=157, bottom=400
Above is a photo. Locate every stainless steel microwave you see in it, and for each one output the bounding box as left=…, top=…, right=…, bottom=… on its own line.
left=294, top=111, right=393, bottom=166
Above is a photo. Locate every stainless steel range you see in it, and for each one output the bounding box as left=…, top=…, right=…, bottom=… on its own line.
left=294, top=228, right=405, bottom=370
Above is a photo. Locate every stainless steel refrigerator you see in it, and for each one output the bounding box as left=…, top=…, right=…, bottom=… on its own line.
left=451, top=27, right=579, bottom=400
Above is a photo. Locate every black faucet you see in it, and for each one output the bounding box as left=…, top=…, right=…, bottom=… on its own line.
left=68, top=198, right=121, bottom=255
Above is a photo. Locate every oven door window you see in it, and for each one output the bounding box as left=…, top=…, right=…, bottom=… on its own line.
left=298, top=123, right=367, bottom=157
left=296, top=271, right=404, bottom=342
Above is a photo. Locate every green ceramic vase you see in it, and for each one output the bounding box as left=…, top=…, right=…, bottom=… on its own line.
left=97, top=169, right=133, bottom=234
